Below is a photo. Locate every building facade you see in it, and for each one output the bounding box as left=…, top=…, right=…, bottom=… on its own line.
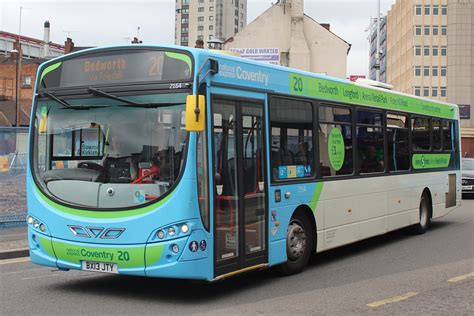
left=386, top=0, right=473, bottom=156
left=368, top=16, right=387, bottom=82
left=224, top=0, right=350, bottom=79
left=175, top=0, right=247, bottom=48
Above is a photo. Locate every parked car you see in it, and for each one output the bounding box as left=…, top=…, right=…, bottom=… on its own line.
left=461, top=158, right=474, bottom=199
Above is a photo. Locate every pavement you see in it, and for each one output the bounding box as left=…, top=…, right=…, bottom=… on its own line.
left=0, top=226, right=28, bottom=259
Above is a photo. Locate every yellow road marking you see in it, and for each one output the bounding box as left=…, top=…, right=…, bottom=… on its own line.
left=448, top=272, right=474, bottom=283
left=0, top=257, right=30, bottom=265
left=367, top=292, right=418, bottom=308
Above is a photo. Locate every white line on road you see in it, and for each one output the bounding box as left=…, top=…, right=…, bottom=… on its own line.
left=448, top=272, right=474, bottom=283
left=0, top=257, right=30, bottom=265
left=367, top=292, right=418, bottom=308
left=21, top=273, right=61, bottom=280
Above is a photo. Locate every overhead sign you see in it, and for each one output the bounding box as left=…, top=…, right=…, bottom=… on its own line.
left=459, top=104, right=471, bottom=119
left=229, top=48, right=280, bottom=65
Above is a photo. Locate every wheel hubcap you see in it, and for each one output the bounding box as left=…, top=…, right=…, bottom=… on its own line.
left=287, top=221, right=307, bottom=261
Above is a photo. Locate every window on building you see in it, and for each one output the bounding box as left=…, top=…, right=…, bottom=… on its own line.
left=424, top=46, right=430, bottom=56
left=432, top=46, right=439, bottom=56
left=424, top=26, right=430, bottom=36
left=198, top=7, right=204, bottom=12
left=441, top=66, right=447, bottom=76
left=198, top=16, right=204, bottom=22
left=433, top=5, right=439, bottom=15
left=440, top=87, right=447, bottom=97
left=181, top=18, right=189, bottom=23
left=198, top=26, right=204, bottom=31
left=415, top=5, right=422, bottom=15
left=209, top=25, right=214, bottom=30
left=441, top=46, right=447, bottom=56
left=412, top=117, right=430, bottom=151
left=182, top=0, right=190, bottom=4
left=22, top=75, right=32, bottom=87
left=433, top=26, right=439, bottom=35
left=181, top=27, right=188, bottom=33
left=319, top=105, right=353, bottom=177
left=424, top=5, right=430, bottom=15
left=209, top=6, right=214, bottom=11
left=414, top=87, right=421, bottom=96
left=197, top=35, right=203, bottom=40
left=240, top=22, right=243, bottom=28
left=423, top=87, right=430, bottom=97
left=432, top=88, right=438, bottom=97
left=415, top=46, right=422, bottom=56
left=387, top=113, right=410, bottom=171
left=441, top=26, right=447, bottom=35
left=181, top=36, right=188, bottom=42
left=432, top=119, right=442, bottom=150
left=441, top=5, right=447, bottom=15
left=415, top=26, right=422, bottom=36
left=432, top=67, right=438, bottom=76
left=415, top=66, right=421, bottom=76
left=357, top=109, right=384, bottom=174
left=270, top=98, right=314, bottom=180
left=209, top=16, right=214, bottom=21
left=423, top=66, right=430, bottom=76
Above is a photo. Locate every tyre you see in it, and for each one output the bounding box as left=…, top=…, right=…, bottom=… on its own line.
left=279, top=212, right=314, bottom=275
left=413, top=192, right=431, bottom=234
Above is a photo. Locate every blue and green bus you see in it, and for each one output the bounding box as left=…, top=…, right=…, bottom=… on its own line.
left=27, top=45, right=461, bottom=280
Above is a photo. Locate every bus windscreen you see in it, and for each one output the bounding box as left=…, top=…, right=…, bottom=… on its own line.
left=40, top=49, right=193, bottom=89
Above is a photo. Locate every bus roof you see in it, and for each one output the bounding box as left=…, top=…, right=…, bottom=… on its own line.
left=38, top=44, right=458, bottom=120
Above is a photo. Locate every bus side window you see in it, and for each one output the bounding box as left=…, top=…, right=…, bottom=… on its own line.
left=269, top=97, right=314, bottom=180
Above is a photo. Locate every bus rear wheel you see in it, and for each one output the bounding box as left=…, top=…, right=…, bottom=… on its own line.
left=279, top=212, right=313, bottom=275
left=413, top=192, right=431, bottom=234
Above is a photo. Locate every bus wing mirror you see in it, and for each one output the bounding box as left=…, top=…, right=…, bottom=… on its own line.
left=185, top=95, right=205, bottom=132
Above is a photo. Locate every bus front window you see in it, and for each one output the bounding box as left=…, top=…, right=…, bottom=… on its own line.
left=33, top=92, right=187, bottom=209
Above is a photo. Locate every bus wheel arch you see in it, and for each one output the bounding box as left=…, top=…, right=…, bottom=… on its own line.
left=414, top=188, right=433, bottom=234
left=279, top=205, right=316, bottom=275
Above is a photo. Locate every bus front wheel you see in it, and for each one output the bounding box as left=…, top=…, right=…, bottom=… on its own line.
left=279, top=212, right=313, bottom=275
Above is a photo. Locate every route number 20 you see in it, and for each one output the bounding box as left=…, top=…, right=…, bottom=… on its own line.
left=292, top=76, right=303, bottom=93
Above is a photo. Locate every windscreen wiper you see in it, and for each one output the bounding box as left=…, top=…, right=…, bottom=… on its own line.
left=88, top=87, right=142, bottom=106
left=88, top=87, right=184, bottom=108
left=41, top=91, right=110, bottom=110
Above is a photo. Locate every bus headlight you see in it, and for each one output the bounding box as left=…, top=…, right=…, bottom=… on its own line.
left=180, top=224, right=189, bottom=233
left=171, top=244, right=179, bottom=253
left=39, top=224, right=46, bottom=232
left=27, top=216, right=34, bottom=225
left=157, top=230, right=165, bottom=239
left=33, top=220, right=40, bottom=228
left=168, top=227, right=176, bottom=237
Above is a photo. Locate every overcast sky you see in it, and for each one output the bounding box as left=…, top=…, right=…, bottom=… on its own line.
left=1, top=0, right=395, bottom=76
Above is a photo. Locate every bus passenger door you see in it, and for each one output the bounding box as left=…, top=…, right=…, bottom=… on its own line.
left=212, top=96, right=267, bottom=277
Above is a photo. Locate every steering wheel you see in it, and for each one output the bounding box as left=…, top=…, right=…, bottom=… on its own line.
left=78, top=161, right=105, bottom=172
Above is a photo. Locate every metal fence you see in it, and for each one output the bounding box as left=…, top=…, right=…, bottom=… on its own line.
left=0, top=127, right=28, bottom=226
left=0, top=127, right=29, bottom=173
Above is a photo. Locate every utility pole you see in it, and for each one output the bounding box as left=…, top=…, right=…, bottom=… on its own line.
left=16, top=6, right=24, bottom=127
left=375, top=0, right=381, bottom=82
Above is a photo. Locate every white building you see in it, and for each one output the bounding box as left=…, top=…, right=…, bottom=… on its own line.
left=224, top=0, right=351, bottom=79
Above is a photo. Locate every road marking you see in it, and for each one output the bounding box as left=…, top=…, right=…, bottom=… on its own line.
left=448, top=272, right=474, bottom=283
left=367, top=292, right=418, bottom=308
left=0, top=257, right=30, bottom=265
left=22, top=273, right=60, bottom=280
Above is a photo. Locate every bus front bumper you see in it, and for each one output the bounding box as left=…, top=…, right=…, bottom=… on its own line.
left=28, top=227, right=212, bottom=280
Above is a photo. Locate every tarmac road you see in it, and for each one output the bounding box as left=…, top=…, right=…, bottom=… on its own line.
left=1, top=200, right=473, bottom=315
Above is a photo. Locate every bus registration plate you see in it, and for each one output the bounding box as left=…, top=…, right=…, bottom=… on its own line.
left=81, top=261, right=118, bottom=274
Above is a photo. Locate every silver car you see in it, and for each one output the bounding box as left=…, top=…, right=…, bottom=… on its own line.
left=462, top=158, right=474, bottom=198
